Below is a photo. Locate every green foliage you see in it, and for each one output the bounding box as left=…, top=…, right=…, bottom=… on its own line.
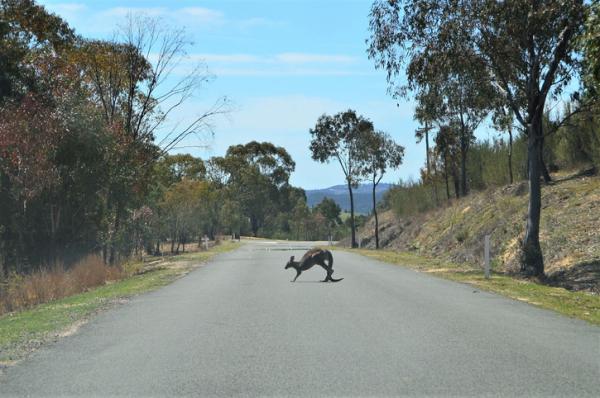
left=309, top=109, right=374, bottom=247
left=545, top=104, right=600, bottom=169
left=314, top=197, right=342, bottom=227
left=0, top=0, right=74, bottom=101
left=212, top=141, right=297, bottom=236
left=386, top=179, right=437, bottom=217
left=582, top=1, right=600, bottom=94
left=368, top=0, right=589, bottom=276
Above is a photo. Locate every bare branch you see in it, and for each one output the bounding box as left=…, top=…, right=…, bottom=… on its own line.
left=544, top=97, right=599, bottom=137
left=159, top=96, right=232, bottom=155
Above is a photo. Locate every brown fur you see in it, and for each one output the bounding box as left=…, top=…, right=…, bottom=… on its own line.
left=284, top=248, right=343, bottom=282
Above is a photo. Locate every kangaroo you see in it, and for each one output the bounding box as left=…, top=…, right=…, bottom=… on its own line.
left=284, top=248, right=343, bottom=282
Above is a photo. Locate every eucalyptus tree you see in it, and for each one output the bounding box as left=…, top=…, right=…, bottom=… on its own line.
left=369, top=14, right=495, bottom=197
left=309, top=110, right=372, bottom=248
left=434, top=124, right=461, bottom=200
left=492, top=106, right=516, bottom=185
left=583, top=1, right=600, bottom=94
left=314, top=197, right=342, bottom=242
left=0, top=0, right=74, bottom=102
left=360, top=131, right=404, bottom=249
left=367, top=0, right=588, bottom=276
left=212, top=141, right=295, bottom=236
left=414, top=91, right=440, bottom=202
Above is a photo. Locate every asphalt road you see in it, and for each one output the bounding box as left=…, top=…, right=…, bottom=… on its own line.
left=1, top=241, right=599, bottom=397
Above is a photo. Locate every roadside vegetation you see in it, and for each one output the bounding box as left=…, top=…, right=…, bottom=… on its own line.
left=0, top=1, right=349, bottom=293
left=366, top=0, right=600, bottom=278
left=331, top=0, right=600, bottom=321
left=354, top=170, right=600, bottom=288
left=0, top=240, right=239, bottom=364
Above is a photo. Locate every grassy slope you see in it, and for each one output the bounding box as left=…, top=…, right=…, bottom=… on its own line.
left=334, top=248, right=599, bottom=326
left=0, top=242, right=240, bottom=364
left=356, top=173, right=600, bottom=291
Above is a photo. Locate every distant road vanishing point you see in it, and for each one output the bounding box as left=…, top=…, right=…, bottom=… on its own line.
left=2, top=240, right=599, bottom=396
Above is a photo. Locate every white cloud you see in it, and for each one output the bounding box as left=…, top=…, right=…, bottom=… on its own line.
left=184, top=52, right=364, bottom=77
left=180, top=7, right=223, bottom=19
left=40, top=4, right=237, bottom=36
left=50, top=3, right=87, bottom=13
left=191, top=54, right=262, bottom=63
left=275, top=53, right=357, bottom=64
left=176, top=7, right=225, bottom=26
left=103, top=7, right=169, bottom=18
left=192, top=52, right=358, bottom=65
left=230, top=95, right=344, bottom=133
left=211, top=68, right=369, bottom=77
left=238, top=17, right=283, bottom=30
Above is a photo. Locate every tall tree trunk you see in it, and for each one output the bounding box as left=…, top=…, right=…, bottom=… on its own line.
left=250, top=216, right=259, bottom=237
left=49, top=204, right=61, bottom=264
left=0, top=172, right=14, bottom=277
left=347, top=180, right=357, bottom=248
left=540, top=135, right=552, bottom=183
left=452, top=166, right=460, bottom=199
left=109, top=202, right=123, bottom=265
left=443, top=153, right=450, bottom=200
left=425, top=125, right=431, bottom=176
left=521, top=114, right=545, bottom=277
left=508, top=125, right=514, bottom=184
left=372, top=181, right=379, bottom=249
left=424, top=126, right=438, bottom=204
left=460, top=126, right=469, bottom=197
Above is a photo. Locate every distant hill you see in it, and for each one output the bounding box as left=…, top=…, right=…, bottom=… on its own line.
left=305, top=183, right=393, bottom=214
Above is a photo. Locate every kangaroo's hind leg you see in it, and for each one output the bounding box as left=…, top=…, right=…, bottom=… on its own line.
left=319, top=262, right=333, bottom=282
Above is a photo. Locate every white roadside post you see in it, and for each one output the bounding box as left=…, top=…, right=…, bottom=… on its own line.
left=202, top=235, right=209, bottom=251
left=484, top=235, right=491, bottom=279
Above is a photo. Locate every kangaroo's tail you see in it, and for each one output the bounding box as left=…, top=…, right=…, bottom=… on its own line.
left=325, top=251, right=343, bottom=282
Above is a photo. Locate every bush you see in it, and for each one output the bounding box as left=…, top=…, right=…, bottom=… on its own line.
left=0, top=255, right=124, bottom=315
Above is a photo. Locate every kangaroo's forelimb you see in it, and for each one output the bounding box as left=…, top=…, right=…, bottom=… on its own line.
left=292, top=269, right=300, bottom=282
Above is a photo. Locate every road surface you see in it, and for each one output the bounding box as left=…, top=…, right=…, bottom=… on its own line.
left=1, top=240, right=599, bottom=396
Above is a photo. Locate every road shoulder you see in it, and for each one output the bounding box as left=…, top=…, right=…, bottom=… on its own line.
left=334, top=247, right=600, bottom=326
left=0, top=241, right=242, bottom=367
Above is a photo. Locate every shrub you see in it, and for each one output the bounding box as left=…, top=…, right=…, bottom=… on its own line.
left=0, top=255, right=124, bottom=316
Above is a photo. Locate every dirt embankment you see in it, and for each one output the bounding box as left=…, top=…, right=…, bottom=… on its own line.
left=349, top=172, right=600, bottom=292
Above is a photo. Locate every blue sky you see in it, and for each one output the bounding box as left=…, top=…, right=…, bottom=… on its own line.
left=38, top=0, right=496, bottom=189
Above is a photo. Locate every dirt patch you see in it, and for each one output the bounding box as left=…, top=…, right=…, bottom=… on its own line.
left=57, top=319, right=88, bottom=338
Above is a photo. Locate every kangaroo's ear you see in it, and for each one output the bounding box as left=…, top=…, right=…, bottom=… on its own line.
left=290, top=256, right=295, bottom=261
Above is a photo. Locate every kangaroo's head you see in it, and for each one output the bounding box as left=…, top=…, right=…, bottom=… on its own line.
left=285, top=256, right=295, bottom=269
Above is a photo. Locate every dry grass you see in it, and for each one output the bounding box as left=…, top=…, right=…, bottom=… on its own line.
left=0, top=255, right=125, bottom=316
left=0, top=241, right=241, bottom=363
left=355, top=171, right=600, bottom=291
left=0, top=237, right=231, bottom=317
